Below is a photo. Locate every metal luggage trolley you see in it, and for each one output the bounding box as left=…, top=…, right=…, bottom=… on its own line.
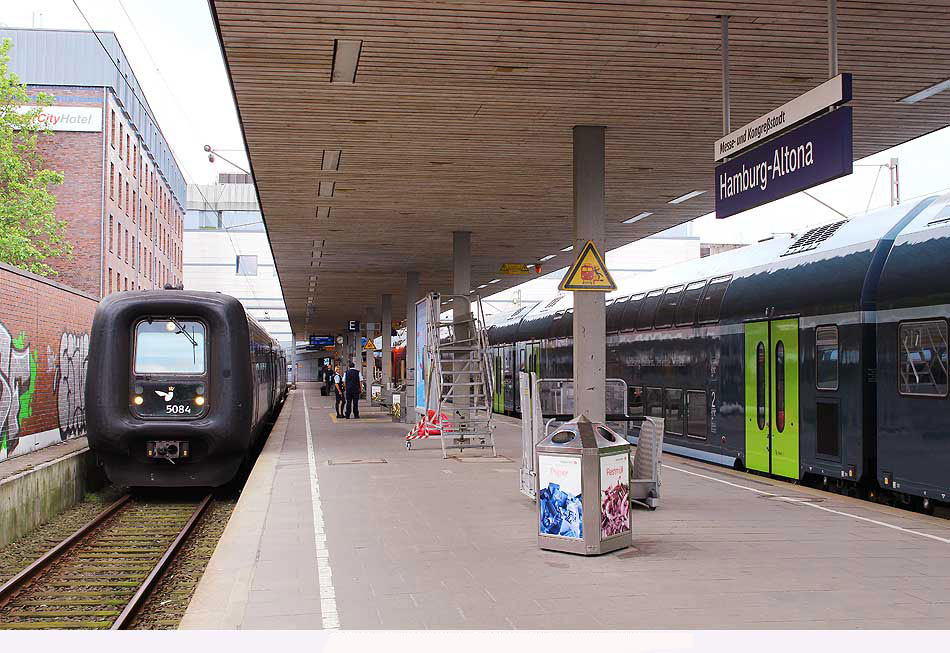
left=628, top=417, right=664, bottom=510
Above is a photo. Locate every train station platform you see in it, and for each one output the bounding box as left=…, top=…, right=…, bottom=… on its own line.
left=182, top=384, right=950, bottom=630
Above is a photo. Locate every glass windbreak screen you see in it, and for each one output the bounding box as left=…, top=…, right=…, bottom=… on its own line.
left=134, top=320, right=206, bottom=374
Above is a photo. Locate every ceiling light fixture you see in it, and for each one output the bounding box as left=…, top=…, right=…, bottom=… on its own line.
left=623, top=211, right=653, bottom=224
left=539, top=254, right=556, bottom=262
left=899, top=78, right=950, bottom=104
left=477, top=284, right=488, bottom=289
left=669, top=191, right=706, bottom=204
left=330, top=39, right=362, bottom=84
left=489, top=278, right=501, bottom=284
left=321, top=150, right=342, bottom=171
left=560, top=245, right=574, bottom=252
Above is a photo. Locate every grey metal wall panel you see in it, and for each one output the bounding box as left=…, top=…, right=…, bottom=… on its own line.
left=1, top=28, right=186, bottom=210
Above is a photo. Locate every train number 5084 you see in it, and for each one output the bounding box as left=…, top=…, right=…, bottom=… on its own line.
left=165, top=404, right=192, bottom=414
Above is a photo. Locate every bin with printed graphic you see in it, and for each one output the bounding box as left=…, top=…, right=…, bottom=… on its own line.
left=536, top=415, right=631, bottom=555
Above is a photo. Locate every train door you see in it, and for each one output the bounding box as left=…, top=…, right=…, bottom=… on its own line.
left=492, top=348, right=504, bottom=413
left=744, top=318, right=800, bottom=478
left=503, top=345, right=514, bottom=414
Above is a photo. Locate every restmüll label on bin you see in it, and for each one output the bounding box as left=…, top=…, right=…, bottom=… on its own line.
left=600, top=453, right=630, bottom=539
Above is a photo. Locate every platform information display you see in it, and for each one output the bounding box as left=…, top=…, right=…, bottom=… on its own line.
left=415, top=299, right=427, bottom=412
left=714, top=107, right=853, bottom=220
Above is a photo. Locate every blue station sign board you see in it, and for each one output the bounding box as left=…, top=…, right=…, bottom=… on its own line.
left=714, top=107, right=853, bottom=220
left=309, top=335, right=335, bottom=347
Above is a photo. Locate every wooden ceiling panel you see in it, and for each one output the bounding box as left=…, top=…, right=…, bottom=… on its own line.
left=210, top=0, right=950, bottom=336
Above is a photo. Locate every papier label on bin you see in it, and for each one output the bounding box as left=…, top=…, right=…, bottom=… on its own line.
left=600, top=453, right=630, bottom=539
left=538, top=455, right=582, bottom=539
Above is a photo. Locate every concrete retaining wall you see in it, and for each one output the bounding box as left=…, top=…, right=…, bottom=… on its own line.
left=0, top=446, right=100, bottom=547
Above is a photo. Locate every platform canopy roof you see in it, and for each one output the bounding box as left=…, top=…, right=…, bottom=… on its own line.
left=210, top=0, right=950, bottom=336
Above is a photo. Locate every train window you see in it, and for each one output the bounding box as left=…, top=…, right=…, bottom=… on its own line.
left=664, top=389, right=684, bottom=435
left=628, top=386, right=644, bottom=418
left=816, top=401, right=840, bottom=458
left=619, top=294, right=644, bottom=332
left=775, top=341, right=786, bottom=432
left=898, top=320, right=949, bottom=397
left=645, top=387, right=663, bottom=418
left=756, top=342, right=766, bottom=430
left=134, top=319, right=206, bottom=374
left=816, top=326, right=839, bottom=390
left=697, top=275, right=732, bottom=324
left=637, top=290, right=664, bottom=331
left=676, top=280, right=707, bottom=327
left=654, top=286, right=684, bottom=329
left=686, top=390, right=707, bottom=439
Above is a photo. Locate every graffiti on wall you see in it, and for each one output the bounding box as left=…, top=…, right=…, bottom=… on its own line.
left=57, top=332, right=89, bottom=440
left=0, top=324, right=38, bottom=455
left=0, top=322, right=89, bottom=460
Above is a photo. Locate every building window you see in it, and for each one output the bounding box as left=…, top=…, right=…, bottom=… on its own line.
left=816, top=326, right=839, bottom=391
left=124, top=277, right=128, bottom=291
left=125, top=182, right=129, bottom=215
left=132, top=191, right=136, bottom=221
left=108, top=215, right=113, bottom=252
left=118, top=174, right=123, bottom=207
left=133, top=146, right=137, bottom=177
left=119, top=124, right=124, bottom=157
left=116, top=271, right=120, bottom=292
left=126, top=134, right=130, bottom=165
left=108, top=267, right=113, bottom=293
left=125, top=230, right=129, bottom=263
left=110, top=110, right=116, bottom=147
left=686, top=390, right=707, bottom=439
left=131, top=236, right=136, bottom=268
left=109, top=163, right=114, bottom=198
left=236, top=255, right=258, bottom=276
left=898, top=320, right=949, bottom=397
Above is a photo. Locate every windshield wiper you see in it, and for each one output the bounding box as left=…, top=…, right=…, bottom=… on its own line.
left=168, top=316, right=198, bottom=348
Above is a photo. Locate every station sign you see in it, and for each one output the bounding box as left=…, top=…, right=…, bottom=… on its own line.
left=500, top=263, right=530, bottom=275
left=309, top=335, right=334, bottom=347
left=347, top=320, right=360, bottom=332
left=559, top=240, right=617, bottom=292
left=715, top=107, right=853, bottom=220
left=714, top=74, right=852, bottom=162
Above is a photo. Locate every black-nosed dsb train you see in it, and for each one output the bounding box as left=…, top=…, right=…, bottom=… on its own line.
left=86, top=290, right=288, bottom=487
left=488, top=194, right=950, bottom=513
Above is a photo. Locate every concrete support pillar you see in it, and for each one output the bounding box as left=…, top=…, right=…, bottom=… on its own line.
left=572, top=125, right=607, bottom=422
left=381, top=293, right=392, bottom=390
left=364, top=307, right=375, bottom=398
left=453, top=231, right=472, bottom=414
left=405, top=271, right=420, bottom=422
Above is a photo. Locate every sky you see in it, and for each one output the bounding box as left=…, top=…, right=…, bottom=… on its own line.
left=5, top=1, right=950, bottom=312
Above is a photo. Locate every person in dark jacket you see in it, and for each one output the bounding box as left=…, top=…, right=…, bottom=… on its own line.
left=343, top=361, right=364, bottom=419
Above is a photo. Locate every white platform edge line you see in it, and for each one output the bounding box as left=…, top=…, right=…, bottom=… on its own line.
left=664, top=463, right=950, bottom=545
left=302, top=389, right=340, bottom=629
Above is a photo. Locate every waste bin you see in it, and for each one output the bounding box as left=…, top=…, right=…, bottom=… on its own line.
left=536, top=415, right=632, bottom=555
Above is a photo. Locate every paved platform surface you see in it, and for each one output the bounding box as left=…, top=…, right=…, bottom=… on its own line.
left=183, top=384, right=950, bottom=629
left=0, top=437, right=88, bottom=483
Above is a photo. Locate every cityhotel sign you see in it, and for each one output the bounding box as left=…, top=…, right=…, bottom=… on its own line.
left=17, top=106, right=103, bottom=132
left=715, top=107, right=853, bottom=220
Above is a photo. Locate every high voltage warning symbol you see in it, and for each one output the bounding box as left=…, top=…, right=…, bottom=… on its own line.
left=558, top=240, right=617, bottom=292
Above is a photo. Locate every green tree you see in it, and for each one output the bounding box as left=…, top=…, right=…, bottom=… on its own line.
left=0, top=37, right=71, bottom=277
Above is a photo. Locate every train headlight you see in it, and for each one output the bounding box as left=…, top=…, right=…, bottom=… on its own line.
left=133, top=395, right=144, bottom=405
left=195, top=396, right=205, bottom=406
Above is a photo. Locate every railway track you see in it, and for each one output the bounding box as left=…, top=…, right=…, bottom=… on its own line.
left=0, top=493, right=211, bottom=630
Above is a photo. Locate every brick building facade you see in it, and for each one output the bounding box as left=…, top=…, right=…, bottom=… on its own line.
left=3, top=28, right=186, bottom=298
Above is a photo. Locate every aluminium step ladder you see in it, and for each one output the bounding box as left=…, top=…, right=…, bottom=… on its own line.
left=410, top=292, right=496, bottom=458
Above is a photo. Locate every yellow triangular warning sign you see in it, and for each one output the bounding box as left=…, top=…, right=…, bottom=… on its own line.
left=364, top=340, right=376, bottom=350
left=558, top=240, right=617, bottom=292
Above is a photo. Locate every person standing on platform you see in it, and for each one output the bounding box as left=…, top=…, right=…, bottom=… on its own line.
left=343, top=361, right=364, bottom=419
left=333, top=365, right=346, bottom=418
